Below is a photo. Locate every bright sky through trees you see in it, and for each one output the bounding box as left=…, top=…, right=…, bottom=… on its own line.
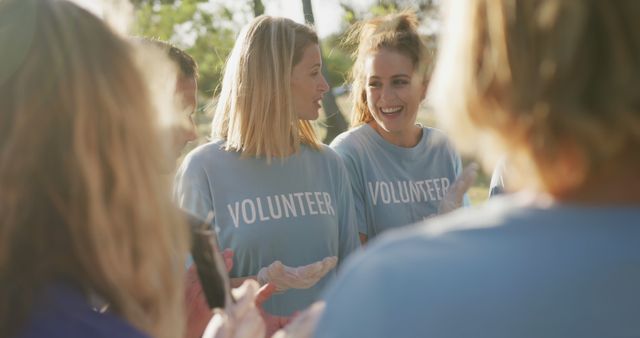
left=72, top=0, right=377, bottom=38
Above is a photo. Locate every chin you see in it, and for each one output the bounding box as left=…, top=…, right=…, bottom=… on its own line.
left=375, top=122, right=403, bottom=135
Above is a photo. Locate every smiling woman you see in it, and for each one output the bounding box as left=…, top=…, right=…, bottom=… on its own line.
left=329, top=11, right=472, bottom=243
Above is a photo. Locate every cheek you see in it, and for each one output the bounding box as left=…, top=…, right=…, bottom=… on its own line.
left=365, top=93, right=376, bottom=112
left=401, top=87, right=421, bottom=105
left=365, top=89, right=376, bottom=106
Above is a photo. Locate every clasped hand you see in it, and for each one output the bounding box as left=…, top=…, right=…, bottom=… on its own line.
left=257, top=256, right=338, bottom=292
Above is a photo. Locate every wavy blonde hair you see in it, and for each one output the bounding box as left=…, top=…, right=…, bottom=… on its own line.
left=212, top=15, right=321, bottom=161
left=346, top=11, right=433, bottom=127
left=431, top=0, right=640, bottom=193
left=0, top=1, right=188, bottom=337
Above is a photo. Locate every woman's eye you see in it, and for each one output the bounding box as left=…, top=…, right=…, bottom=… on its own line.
left=368, top=82, right=381, bottom=88
left=393, top=80, right=409, bottom=86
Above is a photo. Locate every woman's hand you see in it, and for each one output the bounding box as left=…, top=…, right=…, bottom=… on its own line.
left=203, top=280, right=266, bottom=338
left=256, top=257, right=338, bottom=292
left=438, top=163, right=479, bottom=214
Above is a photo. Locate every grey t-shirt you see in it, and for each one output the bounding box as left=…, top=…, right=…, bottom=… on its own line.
left=174, top=140, right=360, bottom=315
left=330, top=124, right=466, bottom=239
left=315, top=194, right=640, bottom=338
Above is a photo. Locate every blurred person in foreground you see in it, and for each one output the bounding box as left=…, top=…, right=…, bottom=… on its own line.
left=315, top=1, right=640, bottom=337
left=0, top=0, right=190, bottom=337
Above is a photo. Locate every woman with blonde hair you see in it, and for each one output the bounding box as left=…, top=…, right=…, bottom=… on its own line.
left=330, top=11, right=474, bottom=244
left=0, top=0, right=189, bottom=337
left=174, top=16, right=360, bottom=317
left=315, top=1, right=640, bottom=337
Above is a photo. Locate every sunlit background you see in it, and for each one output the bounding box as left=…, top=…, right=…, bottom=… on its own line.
left=70, top=0, right=488, bottom=203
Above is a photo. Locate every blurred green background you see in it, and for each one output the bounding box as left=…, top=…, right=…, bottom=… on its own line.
left=131, top=0, right=490, bottom=205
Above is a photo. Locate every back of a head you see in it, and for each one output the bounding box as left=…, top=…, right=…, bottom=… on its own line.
left=347, top=11, right=432, bottom=126
left=0, top=1, right=188, bottom=337
left=139, top=38, right=199, bottom=80
left=432, top=0, right=640, bottom=195
left=212, top=15, right=321, bottom=161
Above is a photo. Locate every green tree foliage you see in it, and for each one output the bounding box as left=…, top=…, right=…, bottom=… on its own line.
left=252, top=0, right=265, bottom=16
left=131, top=0, right=249, bottom=96
left=321, top=33, right=352, bottom=88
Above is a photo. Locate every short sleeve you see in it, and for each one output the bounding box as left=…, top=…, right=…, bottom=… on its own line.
left=173, top=154, right=215, bottom=227
left=333, top=156, right=361, bottom=265
left=337, top=153, right=369, bottom=237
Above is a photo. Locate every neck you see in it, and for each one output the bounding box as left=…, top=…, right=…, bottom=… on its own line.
left=552, top=164, right=640, bottom=205
left=370, top=122, right=422, bottom=148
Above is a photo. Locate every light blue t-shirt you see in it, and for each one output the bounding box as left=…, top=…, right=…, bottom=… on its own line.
left=174, top=140, right=360, bottom=316
left=330, top=124, right=467, bottom=239
left=315, top=195, right=640, bottom=338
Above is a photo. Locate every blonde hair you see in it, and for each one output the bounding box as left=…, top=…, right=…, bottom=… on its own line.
left=431, top=0, right=640, bottom=192
left=0, top=1, right=188, bottom=337
left=212, top=15, right=321, bottom=161
left=346, top=11, right=432, bottom=127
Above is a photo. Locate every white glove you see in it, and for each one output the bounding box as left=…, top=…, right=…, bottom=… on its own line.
left=272, top=301, right=326, bottom=338
left=202, top=280, right=266, bottom=338
left=257, top=256, right=338, bottom=292
left=438, top=163, right=479, bottom=214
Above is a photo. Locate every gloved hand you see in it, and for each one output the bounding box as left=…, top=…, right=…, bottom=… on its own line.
left=272, top=301, right=326, bottom=338
left=256, top=256, right=338, bottom=292
left=438, top=163, right=479, bottom=214
left=202, top=280, right=266, bottom=338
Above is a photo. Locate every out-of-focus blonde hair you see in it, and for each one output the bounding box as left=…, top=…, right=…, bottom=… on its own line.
left=346, top=11, right=433, bottom=127
left=212, top=15, right=321, bottom=161
left=0, top=1, right=188, bottom=337
left=431, top=0, right=640, bottom=193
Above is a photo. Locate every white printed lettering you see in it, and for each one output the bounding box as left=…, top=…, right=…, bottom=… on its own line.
left=227, top=202, right=241, bottom=228
left=315, top=192, right=326, bottom=214
left=433, top=179, right=442, bottom=200
left=281, top=194, right=297, bottom=218
left=241, top=199, right=256, bottom=224
left=256, top=197, right=270, bottom=221
left=380, top=182, right=391, bottom=204
left=267, top=196, right=282, bottom=219
left=323, top=192, right=335, bottom=215
left=368, top=181, right=379, bottom=206
left=293, top=192, right=306, bottom=216
left=390, top=182, right=400, bottom=203
left=399, top=181, right=410, bottom=203
left=305, top=192, right=318, bottom=215
left=442, top=178, right=450, bottom=195
left=409, top=181, right=421, bottom=202
left=416, top=181, right=427, bottom=201
left=425, top=179, right=436, bottom=200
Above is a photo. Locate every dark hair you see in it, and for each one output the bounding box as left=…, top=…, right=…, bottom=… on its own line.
left=141, top=38, right=199, bottom=79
